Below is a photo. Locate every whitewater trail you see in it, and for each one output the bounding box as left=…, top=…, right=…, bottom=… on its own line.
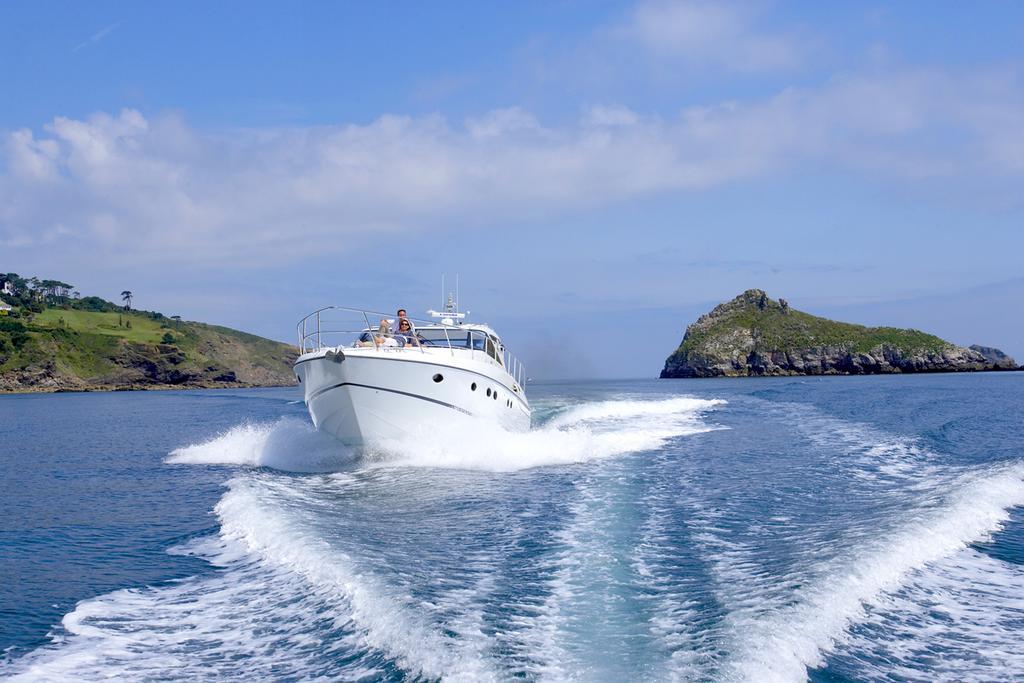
left=9, top=395, right=728, bottom=681
left=167, top=395, right=726, bottom=473
left=834, top=546, right=1024, bottom=679
left=10, top=392, right=1023, bottom=681
left=705, top=405, right=1024, bottom=682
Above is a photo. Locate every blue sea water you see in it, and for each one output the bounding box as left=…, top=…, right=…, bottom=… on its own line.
left=1, top=374, right=1022, bottom=681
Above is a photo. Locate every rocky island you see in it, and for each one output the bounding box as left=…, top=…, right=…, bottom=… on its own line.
left=661, top=289, right=1019, bottom=378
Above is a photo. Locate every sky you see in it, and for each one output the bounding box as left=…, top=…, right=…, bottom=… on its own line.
left=2, top=1, right=1023, bottom=378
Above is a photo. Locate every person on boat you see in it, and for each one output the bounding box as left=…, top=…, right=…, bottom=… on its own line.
left=375, top=319, right=399, bottom=347
left=391, top=308, right=414, bottom=335
left=394, top=317, right=420, bottom=347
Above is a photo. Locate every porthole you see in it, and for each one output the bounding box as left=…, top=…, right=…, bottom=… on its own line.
left=471, top=382, right=477, bottom=391
left=493, top=391, right=498, bottom=400
left=433, top=374, right=443, bottom=383
left=486, top=387, right=491, bottom=397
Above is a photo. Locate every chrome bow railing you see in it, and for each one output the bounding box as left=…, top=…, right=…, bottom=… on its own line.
left=296, top=306, right=527, bottom=390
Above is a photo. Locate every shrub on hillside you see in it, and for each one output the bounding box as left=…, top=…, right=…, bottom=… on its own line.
left=71, top=296, right=119, bottom=313
left=0, top=320, right=30, bottom=350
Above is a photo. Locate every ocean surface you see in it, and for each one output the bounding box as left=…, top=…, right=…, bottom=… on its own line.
left=2, top=374, right=1023, bottom=681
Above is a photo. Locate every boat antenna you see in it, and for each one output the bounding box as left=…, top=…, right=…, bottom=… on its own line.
left=427, top=273, right=467, bottom=325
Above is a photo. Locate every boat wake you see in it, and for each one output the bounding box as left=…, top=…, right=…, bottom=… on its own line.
left=167, top=396, right=726, bottom=473
left=5, top=394, right=727, bottom=681
left=166, top=418, right=357, bottom=472
left=717, top=461, right=1024, bottom=682
left=6, top=392, right=1024, bottom=682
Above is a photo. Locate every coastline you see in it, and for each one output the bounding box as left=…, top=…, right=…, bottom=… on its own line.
left=0, top=380, right=298, bottom=395
left=659, top=366, right=1023, bottom=379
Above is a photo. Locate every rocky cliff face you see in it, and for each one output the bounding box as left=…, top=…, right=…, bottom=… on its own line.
left=661, top=290, right=1018, bottom=378
left=968, top=345, right=1019, bottom=370
left=0, top=321, right=298, bottom=393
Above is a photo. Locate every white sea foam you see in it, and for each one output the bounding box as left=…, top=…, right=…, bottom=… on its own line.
left=836, top=546, right=1024, bottom=680
left=783, top=404, right=940, bottom=483
left=6, top=475, right=500, bottom=682
left=11, top=389, right=1021, bottom=681
left=167, top=396, right=726, bottom=473
left=507, top=398, right=725, bottom=681
left=214, top=476, right=499, bottom=681
left=631, top=474, right=714, bottom=680
left=166, top=418, right=357, bottom=472
left=5, top=538, right=380, bottom=681
left=375, top=396, right=726, bottom=472
left=514, top=473, right=649, bottom=680
left=720, top=462, right=1024, bottom=682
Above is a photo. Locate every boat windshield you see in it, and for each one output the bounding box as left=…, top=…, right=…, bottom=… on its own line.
left=418, top=327, right=489, bottom=350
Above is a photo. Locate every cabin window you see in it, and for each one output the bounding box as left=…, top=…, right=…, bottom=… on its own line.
left=486, top=388, right=492, bottom=397
left=485, top=338, right=500, bottom=362
left=471, top=382, right=477, bottom=391
left=433, top=374, right=443, bottom=383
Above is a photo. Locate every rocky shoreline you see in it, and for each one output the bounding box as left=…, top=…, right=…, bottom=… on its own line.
left=0, top=380, right=297, bottom=395
left=0, top=359, right=298, bottom=394
left=662, top=290, right=1020, bottom=378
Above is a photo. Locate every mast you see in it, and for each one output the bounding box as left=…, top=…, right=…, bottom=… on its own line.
left=427, top=273, right=468, bottom=326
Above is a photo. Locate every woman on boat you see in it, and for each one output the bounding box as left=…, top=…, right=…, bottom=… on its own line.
left=395, top=317, right=420, bottom=347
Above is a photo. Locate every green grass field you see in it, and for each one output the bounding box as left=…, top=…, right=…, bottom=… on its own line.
left=2, top=301, right=297, bottom=388
left=33, top=309, right=168, bottom=344
left=679, top=294, right=951, bottom=356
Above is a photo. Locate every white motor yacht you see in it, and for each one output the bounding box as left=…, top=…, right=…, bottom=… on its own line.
left=294, top=296, right=530, bottom=445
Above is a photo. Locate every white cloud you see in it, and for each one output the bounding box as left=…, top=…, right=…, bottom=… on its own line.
left=2, top=67, right=1022, bottom=265
left=467, top=107, right=541, bottom=139
left=584, top=105, right=640, bottom=127
left=617, top=0, right=802, bottom=72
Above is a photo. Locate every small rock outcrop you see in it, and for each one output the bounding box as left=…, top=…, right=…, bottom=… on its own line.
left=661, top=289, right=1018, bottom=378
left=968, top=345, right=1018, bottom=370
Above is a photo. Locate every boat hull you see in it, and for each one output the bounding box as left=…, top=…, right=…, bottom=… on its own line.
left=294, top=349, right=530, bottom=446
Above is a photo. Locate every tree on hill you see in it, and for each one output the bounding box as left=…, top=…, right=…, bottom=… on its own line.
left=0, top=273, right=26, bottom=295
left=74, top=296, right=118, bottom=312
left=38, top=280, right=74, bottom=305
left=121, top=290, right=133, bottom=310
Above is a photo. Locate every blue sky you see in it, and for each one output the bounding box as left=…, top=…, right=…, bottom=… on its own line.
left=2, top=1, right=1023, bottom=377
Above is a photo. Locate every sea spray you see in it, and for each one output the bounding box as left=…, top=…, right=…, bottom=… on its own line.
left=168, top=396, right=727, bottom=473
left=167, top=418, right=357, bottom=472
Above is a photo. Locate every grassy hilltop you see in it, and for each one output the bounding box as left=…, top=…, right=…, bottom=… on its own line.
left=662, top=289, right=1018, bottom=378
left=0, top=277, right=297, bottom=392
